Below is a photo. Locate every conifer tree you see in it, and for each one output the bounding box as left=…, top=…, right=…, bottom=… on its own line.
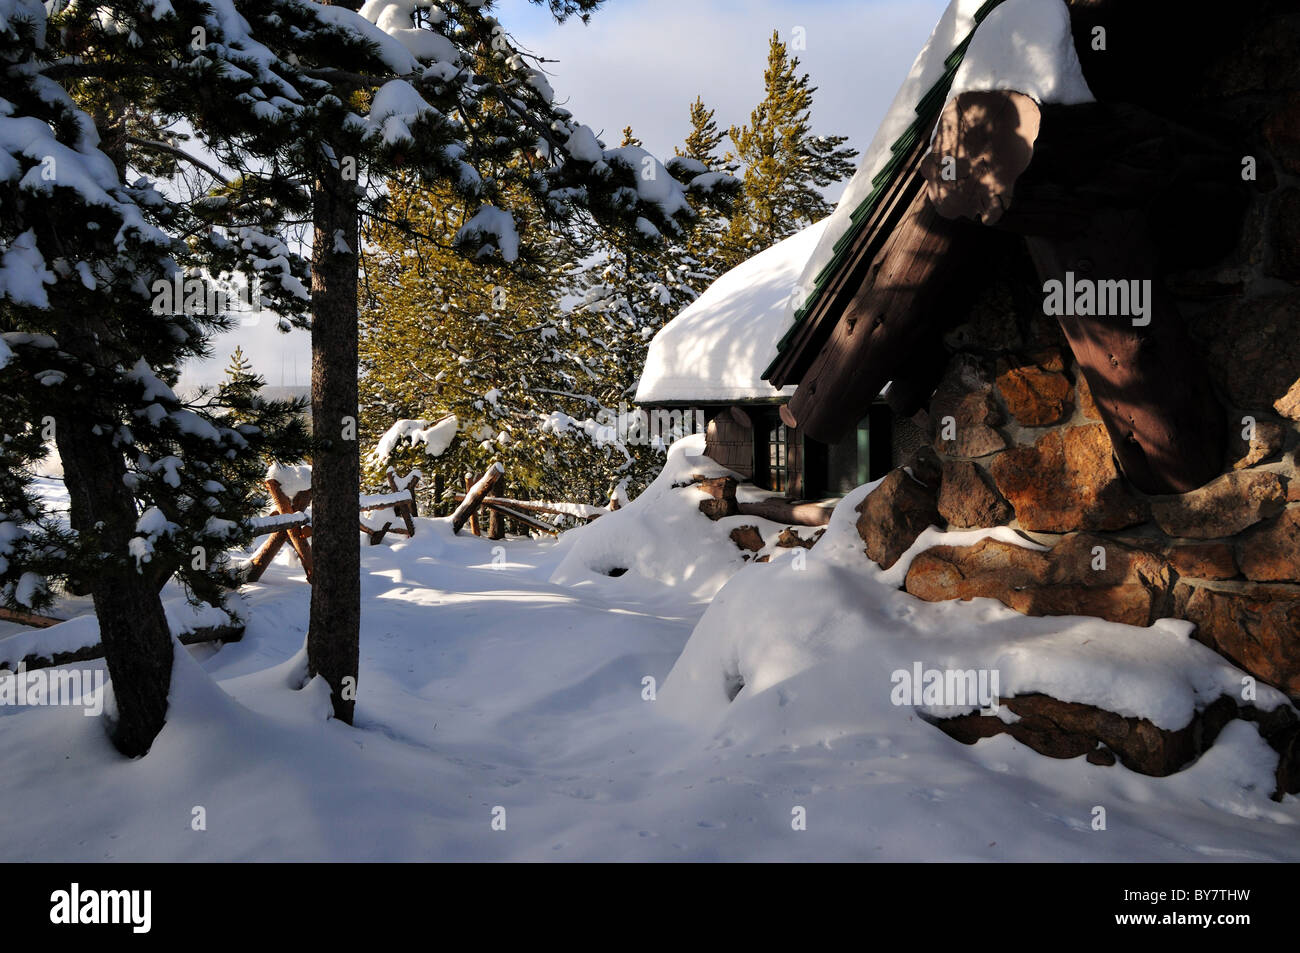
left=722, top=30, right=858, bottom=265
left=0, top=0, right=311, bottom=754
left=673, top=96, right=733, bottom=298
left=676, top=96, right=726, bottom=170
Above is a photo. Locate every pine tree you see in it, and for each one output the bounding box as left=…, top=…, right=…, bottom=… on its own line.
left=677, top=96, right=726, bottom=169
left=0, top=0, right=310, bottom=755
left=722, top=31, right=858, bottom=265
left=672, top=96, right=734, bottom=298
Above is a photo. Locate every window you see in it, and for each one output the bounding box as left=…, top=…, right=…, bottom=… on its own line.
left=768, top=419, right=789, bottom=493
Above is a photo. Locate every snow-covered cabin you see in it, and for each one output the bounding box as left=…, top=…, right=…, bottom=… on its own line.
left=635, top=221, right=896, bottom=500
left=642, top=0, right=1300, bottom=710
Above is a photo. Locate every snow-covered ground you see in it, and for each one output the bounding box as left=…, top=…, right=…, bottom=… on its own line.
left=1, top=447, right=1297, bottom=862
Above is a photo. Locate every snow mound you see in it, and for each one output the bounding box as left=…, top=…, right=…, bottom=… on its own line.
left=661, top=482, right=1290, bottom=732
left=550, top=434, right=789, bottom=600
left=635, top=220, right=826, bottom=404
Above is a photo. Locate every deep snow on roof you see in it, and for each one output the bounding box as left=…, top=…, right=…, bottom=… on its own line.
left=635, top=219, right=828, bottom=405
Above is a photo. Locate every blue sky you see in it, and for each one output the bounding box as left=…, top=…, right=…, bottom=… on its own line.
left=184, top=0, right=947, bottom=385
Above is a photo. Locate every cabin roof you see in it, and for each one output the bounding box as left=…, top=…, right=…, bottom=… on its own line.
left=634, top=219, right=828, bottom=406
left=765, top=0, right=1007, bottom=383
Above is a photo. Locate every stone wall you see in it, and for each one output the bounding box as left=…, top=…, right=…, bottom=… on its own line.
left=879, top=14, right=1300, bottom=702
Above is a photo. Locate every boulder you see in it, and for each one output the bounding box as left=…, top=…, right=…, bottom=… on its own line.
left=855, top=469, right=943, bottom=570
left=1183, top=584, right=1300, bottom=694
left=1227, top=417, right=1286, bottom=469
left=1167, top=542, right=1238, bottom=580
left=929, top=355, right=1008, bottom=458
left=905, top=444, right=943, bottom=490
left=729, top=525, right=764, bottom=553
left=1075, top=372, right=1102, bottom=421
left=904, top=533, right=1175, bottom=626
left=1237, top=507, right=1300, bottom=582
left=905, top=538, right=1049, bottom=604
left=775, top=527, right=822, bottom=549
left=1193, top=295, right=1300, bottom=410
left=936, top=460, right=1012, bottom=528
left=995, top=355, right=1074, bottom=426
left=1266, top=187, right=1300, bottom=283
left=695, top=476, right=739, bottom=521
left=937, top=693, right=1239, bottom=777
left=990, top=424, right=1148, bottom=532
left=1276, top=378, right=1300, bottom=421
left=1263, top=92, right=1300, bottom=176
left=1150, top=470, right=1286, bottom=538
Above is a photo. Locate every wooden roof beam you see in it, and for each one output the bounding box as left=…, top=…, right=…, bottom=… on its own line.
left=779, top=187, right=965, bottom=444
left=921, top=90, right=1235, bottom=494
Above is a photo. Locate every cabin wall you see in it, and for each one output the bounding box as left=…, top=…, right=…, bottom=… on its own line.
left=703, top=409, right=754, bottom=479
left=894, top=29, right=1300, bottom=698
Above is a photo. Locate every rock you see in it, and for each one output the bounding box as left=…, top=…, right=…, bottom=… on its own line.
left=729, top=525, right=764, bottom=553
left=775, top=527, right=821, bottom=549
left=693, top=475, right=737, bottom=500
left=855, top=469, right=943, bottom=570
left=1086, top=746, right=1117, bottom=766
left=1150, top=470, right=1286, bottom=538
left=698, top=498, right=738, bottom=520
left=929, top=355, right=1008, bottom=458
left=1264, top=92, right=1300, bottom=176
left=937, top=693, right=1239, bottom=777
left=1192, top=295, right=1300, bottom=411
left=1228, top=417, right=1286, bottom=469
left=990, top=424, right=1148, bottom=532
left=1184, top=584, right=1300, bottom=694
left=1276, top=378, right=1300, bottom=421
left=936, top=460, right=1012, bottom=528
left=995, top=356, right=1074, bottom=426
left=694, top=475, right=739, bottom=521
left=1075, top=372, right=1101, bottom=420
left=1237, top=507, right=1300, bottom=582
left=1271, top=724, right=1300, bottom=797
left=1266, top=187, right=1300, bottom=282
left=905, top=538, right=1049, bottom=604
left=904, top=533, right=1175, bottom=626
left=905, top=444, right=943, bottom=490
left=1015, top=533, right=1174, bottom=626
left=1167, top=542, right=1238, bottom=580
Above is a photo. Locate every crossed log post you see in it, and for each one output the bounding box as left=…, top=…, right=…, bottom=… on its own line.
left=246, top=479, right=314, bottom=583
left=451, top=462, right=504, bottom=535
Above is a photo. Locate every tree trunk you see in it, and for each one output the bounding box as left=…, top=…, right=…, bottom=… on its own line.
left=55, top=413, right=173, bottom=757
left=307, top=153, right=361, bottom=724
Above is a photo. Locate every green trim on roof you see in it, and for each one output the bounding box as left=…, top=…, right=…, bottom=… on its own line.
left=766, top=0, right=1007, bottom=372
